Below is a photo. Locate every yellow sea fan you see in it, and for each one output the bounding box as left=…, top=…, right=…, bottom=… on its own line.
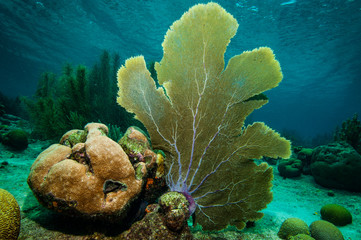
left=117, top=2, right=291, bottom=231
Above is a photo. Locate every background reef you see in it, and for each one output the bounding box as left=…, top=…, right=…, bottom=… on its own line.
left=22, top=50, right=144, bottom=141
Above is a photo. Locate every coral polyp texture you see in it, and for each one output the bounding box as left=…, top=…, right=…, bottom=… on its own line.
left=0, top=189, right=21, bottom=240
left=27, top=123, right=143, bottom=220
left=117, top=3, right=291, bottom=231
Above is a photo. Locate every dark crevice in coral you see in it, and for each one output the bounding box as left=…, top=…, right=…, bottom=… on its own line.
left=70, top=148, right=94, bottom=174
left=103, top=180, right=128, bottom=196
left=82, top=152, right=94, bottom=174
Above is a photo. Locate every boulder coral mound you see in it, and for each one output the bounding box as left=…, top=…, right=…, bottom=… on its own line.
left=311, top=141, right=361, bottom=192
left=1, top=129, right=28, bottom=150
left=278, top=158, right=303, bottom=178
left=27, top=123, right=143, bottom=221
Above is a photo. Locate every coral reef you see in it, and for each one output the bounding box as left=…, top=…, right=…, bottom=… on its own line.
left=320, top=204, right=352, bottom=226
left=311, top=141, right=361, bottom=192
left=0, top=189, right=21, bottom=240
left=117, top=2, right=291, bottom=231
left=27, top=123, right=143, bottom=221
left=334, top=113, right=361, bottom=154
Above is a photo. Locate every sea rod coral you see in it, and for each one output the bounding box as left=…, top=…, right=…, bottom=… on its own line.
left=117, top=3, right=291, bottom=231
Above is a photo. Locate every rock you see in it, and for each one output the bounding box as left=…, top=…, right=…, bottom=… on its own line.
left=311, top=142, right=361, bottom=192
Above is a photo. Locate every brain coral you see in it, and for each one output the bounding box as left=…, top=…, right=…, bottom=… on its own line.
left=290, top=234, right=315, bottom=240
left=0, top=189, right=21, bottom=240
left=278, top=217, right=310, bottom=239
left=320, top=204, right=352, bottom=226
left=309, top=220, right=344, bottom=240
left=27, top=123, right=143, bottom=221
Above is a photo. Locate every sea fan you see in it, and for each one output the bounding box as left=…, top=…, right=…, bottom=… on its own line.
left=117, top=3, right=291, bottom=231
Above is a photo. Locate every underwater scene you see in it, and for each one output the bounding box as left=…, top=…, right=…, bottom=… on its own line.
left=0, top=0, right=360, bottom=239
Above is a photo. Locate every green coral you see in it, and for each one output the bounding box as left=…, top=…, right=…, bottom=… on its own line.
left=60, top=129, right=87, bottom=148
left=0, top=189, right=21, bottom=240
left=278, top=218, right=310, bottom=239
left=320, top=204, right=352, bottom=226
left=135, top=164, right=146, bottom=180
left=118, top=127, right=150, bottom=158
left=159, top=192, right=189, bottom=210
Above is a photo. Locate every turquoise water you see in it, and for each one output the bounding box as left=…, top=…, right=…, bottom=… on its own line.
left=1, top=0, right=360, bottom=138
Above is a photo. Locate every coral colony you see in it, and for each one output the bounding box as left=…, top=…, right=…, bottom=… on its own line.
left=117, top=3, right=291, bottom=230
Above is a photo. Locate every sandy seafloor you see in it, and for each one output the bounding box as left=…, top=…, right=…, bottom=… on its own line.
left=1, top=140, right=360, bottom=240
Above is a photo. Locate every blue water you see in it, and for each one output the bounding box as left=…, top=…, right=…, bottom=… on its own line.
left=1, top=0, right=360, bottom=139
